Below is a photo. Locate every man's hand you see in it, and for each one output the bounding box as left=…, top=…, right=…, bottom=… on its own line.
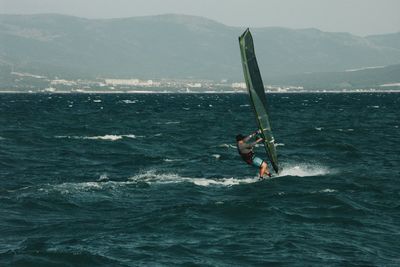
left=252, top=129, right=262, bottom=136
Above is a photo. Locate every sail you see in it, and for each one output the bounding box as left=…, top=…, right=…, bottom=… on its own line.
left=239, top=28, right=280, bottom=173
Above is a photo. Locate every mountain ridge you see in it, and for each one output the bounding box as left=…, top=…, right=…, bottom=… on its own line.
left=0, top=13, right=399, bottom=86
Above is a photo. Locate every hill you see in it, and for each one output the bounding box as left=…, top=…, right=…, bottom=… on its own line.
left=0, top=14, right=400, bottom=87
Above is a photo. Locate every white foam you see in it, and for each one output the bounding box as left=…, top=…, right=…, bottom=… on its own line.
left=211, top=154, right=221, bottom=159
left=128, top=170, right=259, bottom=187
left=43, top=181, right=98, bottom=193
left=310, top=188, right=337, bottom=194
left=163, top=158, right=179, bottom=162
left=98, top=173, right=109, bottom=181
left=121, top=100, right=138, bottom=104
left=43, top=164, right=332, bottom=194
left=277, top=163, right=331, bottom=177
left=55, top=134, right=138, bottom=141
left=315, top=127, right=323, bottom=131
left=218, top=144, right=236, bottom=149
left=320, top=188, right=337, bottom=193
left=275, top=143, right=285, bottom=147
left=93, top=99, right=102, bottom=103
left=156, top=121, right=180, bottom=125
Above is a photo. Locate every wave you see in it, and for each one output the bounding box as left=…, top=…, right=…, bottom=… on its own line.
left=40, top=179, right=135, bottom=194
left=218, top=144, right=236, bottom=149
left=163, top=158, right=180, bottom=162
left=277, top=163, right=331, bottom=177
left=121, top=99, right=138, bottom=104
left=128, top=170, right=259, bottom=187
left=39, top=171, right=261, bottom=194
left=336, top=128, right=354, bottom=132
left=38, top=163, right=332, bottom=194
left=156, top=121, right=181, bottom=125
left=55, top=134, right=138, bottom=141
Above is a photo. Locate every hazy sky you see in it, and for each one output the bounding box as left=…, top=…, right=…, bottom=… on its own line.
left=1, top=0, right=399, bottom=36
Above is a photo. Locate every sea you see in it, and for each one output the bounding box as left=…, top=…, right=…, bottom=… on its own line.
left=0, top=92, right=399, bottom=266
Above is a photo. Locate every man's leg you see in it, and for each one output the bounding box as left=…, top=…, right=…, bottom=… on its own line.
left=260, top=162, right=271, bottom=177
left=252, top=157, right=270, bottom=178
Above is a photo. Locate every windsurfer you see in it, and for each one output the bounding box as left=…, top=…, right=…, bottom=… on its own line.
left=236, top=130, right=272, bottom=179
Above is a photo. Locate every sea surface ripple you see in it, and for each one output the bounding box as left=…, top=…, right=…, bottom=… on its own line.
left=0, top=93, right=399, bottom=266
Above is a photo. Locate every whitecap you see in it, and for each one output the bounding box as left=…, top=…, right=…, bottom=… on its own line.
left=163, top=158, right=179, bottom=162
left=123, top=134, right=137, bottom=139
left=310, top=188, right=337, bottom=194
left=98, top=173, right=109, bottom=181
left=93, top=99, right=102, bottom=103
left=40, top=171, right=261, bottom=194
left=337, top=129, right=354, bottom=132
left=218, top=144, right=236, bottom=149
left=55, top=134, right=138, bottom=141
left=128, top=170, right=259, bottom=187
left=211, top=154, right=221, bottom=159
left=315, top=127, right=323, bottom=131
left=320, top=188, right=337, bottom=193
left=275, top=143, right=285, bottom=147
left=277, top=163, right=331, bottom=177
left=121, top=100, right=138, bottom=104
left=85, top=135, right=123, bottom=141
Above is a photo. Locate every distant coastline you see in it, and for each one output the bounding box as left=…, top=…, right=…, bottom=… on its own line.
left=1, top=89, right=399, bottom=94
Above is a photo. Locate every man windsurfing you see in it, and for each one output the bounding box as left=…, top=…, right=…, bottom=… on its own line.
left=236, top=130, right=272, bottom=179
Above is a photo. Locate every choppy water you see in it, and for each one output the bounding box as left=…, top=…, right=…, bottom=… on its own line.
left=0, top=93, right=399, bottom=266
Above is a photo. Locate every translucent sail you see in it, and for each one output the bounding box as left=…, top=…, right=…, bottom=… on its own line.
left=239, top=28, right=280, bottom=173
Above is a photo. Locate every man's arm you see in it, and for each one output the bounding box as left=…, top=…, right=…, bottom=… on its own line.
left=243, top=129, right=261, bottom=142
left=250, top=137, right=263, bottom=147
